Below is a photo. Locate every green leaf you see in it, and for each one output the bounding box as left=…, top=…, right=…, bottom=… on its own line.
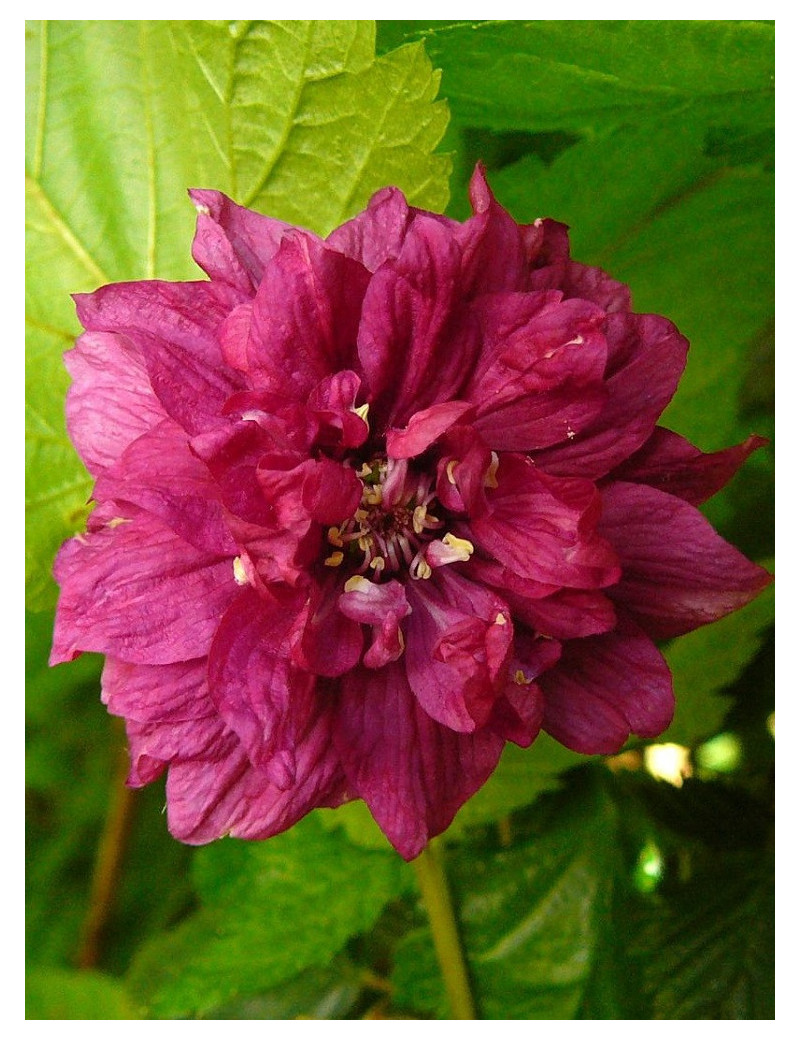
left=203, top=957, right=364, bottom=1020
left=392, top=774, right=629, bottom=1019
left=26, top=968, right=141, bottom=1020
left=661, top=579, right=774, bottom=747
left=127, top=815, right=409, bottom=1018
left=380, top=21, right=774, bottom=136
left=25, top=19, right=450, bottom=609
left=637, top=847, right=774, bottom=1018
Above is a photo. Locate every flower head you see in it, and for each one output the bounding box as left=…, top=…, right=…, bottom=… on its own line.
left=51, top=167, right=771, bottom=860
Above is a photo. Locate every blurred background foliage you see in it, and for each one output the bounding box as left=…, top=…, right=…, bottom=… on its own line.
left=25, top=20, right=774, bottom=1019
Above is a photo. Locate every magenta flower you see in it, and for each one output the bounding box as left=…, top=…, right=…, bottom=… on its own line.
left=50, top=167, right=771, bottom=860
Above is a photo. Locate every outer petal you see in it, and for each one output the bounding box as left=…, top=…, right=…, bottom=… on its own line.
left=535, top=312, right=689, bottom=478
left=64, top=331, right=166, bottom=476
left=608, top=428, right=768, bottom=506
left=50, top=512, right=237, bottom=666
left=335, top=662, right=505, bottom=860
left=540, top=617, right=675, bottom=754
left=467, top=454, right=621, bottom=590
left=189, top=188, right=292, bottom=293
left=454, top=165, right=530, bottom=295
left=246, top=232, right=371, bottom=398
left=166, top=702, right=347, bottom=844
left=599, top=482, right=773, bottom=639
left=75, top=281, right=245, bottom=435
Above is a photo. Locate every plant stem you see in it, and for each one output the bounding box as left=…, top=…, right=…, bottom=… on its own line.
left=75, top=722, right=137, bottom=969
left=411, top=840, right=477, bottom=1019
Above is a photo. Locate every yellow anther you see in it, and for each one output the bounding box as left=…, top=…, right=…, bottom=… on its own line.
left=344, top=575, right=370, bottom=593
left=354, top=508, right=368, bottom=522
left=494, top=612, right=507, bottom=626
left=485, top=452, right=500, bottom=489
left=327, top=526, right=344, bottom=547
left=369, top=556, right=386, bottom=573
left=358, top=534, right=373, bottom=552
left=442, top=532, right=474, bottom=561
left=324, top=551, right=344, bottom=567
left=233, top=556, right=248, bottom=585
left=363, top=485, right=383, bottom=506
left=107, top=516, right=130, bottom=529
left=514, top=669, right=534, bottom=686
left=446, top=459, right=459, bottom=485
left=412, top=559, right=432, bottom=580
left=355, top=403, right=370, bottom=425
left=412, top=504, right=428, bottom=535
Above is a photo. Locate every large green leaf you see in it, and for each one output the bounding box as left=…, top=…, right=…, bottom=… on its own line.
left=25, top=20, right=450, bottom=609
left=377, top=21, right=774, bottom=135
left=126, top=815, right=409, bottom=1018
left=392, top=774, right=629, bottom=1019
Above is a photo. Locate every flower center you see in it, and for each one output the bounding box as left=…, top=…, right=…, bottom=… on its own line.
left=324, top=456, right=470, bottom=581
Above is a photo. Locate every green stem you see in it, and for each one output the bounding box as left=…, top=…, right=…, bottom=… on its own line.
left=411, top=840, right=477, bottom=1020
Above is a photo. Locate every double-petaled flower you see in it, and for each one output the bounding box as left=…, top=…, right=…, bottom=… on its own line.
left=51, top=168, right=770, bottom=859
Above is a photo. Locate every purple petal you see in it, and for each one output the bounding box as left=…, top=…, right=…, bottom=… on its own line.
left=599, top=482, right=773, bottom=639
left=386, top=401, right=474, bottom=459
left=326, top=186, right=414, bottom=271
left=50, top=512, right=237, bottom=666
left=404, top=569, right=512, bottom=733
left=75, top=281, right=246, bottom=435
left=64, top=331, right=166, bottom=476
left=467, top=454, right=621, bottom=590
left=189, top=188, right=292, bottom=293
left=338, top=577, right=410, bottom=669
left=454, top=165, right=530, bottom=295
left=247, top=232, right=371, bottom=398
left=335, top=662, right=505, bottom=859
left=540, top=617, right=674, bottom=754
left=166, top=704, right=347, bottom=844
left=609, top=428, right=768, bottom=506
left=93, top=419, right=238, bottom=556
left=357, top=214, right=479, bottom=430
left=207, top=586, right=316, bottom=778
left=536, top=312, right=689, bottom=478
